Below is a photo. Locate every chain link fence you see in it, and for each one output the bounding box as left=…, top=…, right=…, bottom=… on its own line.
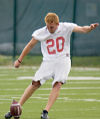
left=0, top=0, right=100, bottom=56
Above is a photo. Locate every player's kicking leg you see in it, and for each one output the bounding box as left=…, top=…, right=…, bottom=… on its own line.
left=41, top=82, right=62, bottom=119
left=5, top=81, right=41, bottom=119
left=19, top=81, right=41, bottom=106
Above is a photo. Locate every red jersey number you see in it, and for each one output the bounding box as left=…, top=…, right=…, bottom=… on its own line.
left=46, top=39, right=56, bottom=54
left=46, top=37, right=65, bottom=54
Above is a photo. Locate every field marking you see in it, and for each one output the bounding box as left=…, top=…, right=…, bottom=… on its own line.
left=69, top=77, right=100, bottom=80
left=29, top=97, right=100, bottom=102
left=0, top=66, right=38, bottom=69
left=37, top=93, right=100, bottom=96
left=17, top=76, right=100, bottom=80
left=0, top=98, right=12, bottom=100
left=12, top=96, right=100, bottom=102
left=0, top=92, right=100, bottom=100
left=0, top=79, right=17, bottom=81
left=39, top=87, right=100, bottom=90
left=0, top=95, right=21, bottom=97
left=72, top=67, right=100, bottom=71
left=1, top=81, right=100, bottom=85
left=1, top=96, right=99, bottom=102
left=0, top=92, right=100, bottom=98
left=0, top=87, right=100, bottom=91
left=2, top=76, right=100, bottom=81
left=0, top=66, right=100, bottom=70
left=0, top=97, right=100, bottom=102
left=68, top=81, right=100, bottom=84
left=17, top=76, right=33, bottom=80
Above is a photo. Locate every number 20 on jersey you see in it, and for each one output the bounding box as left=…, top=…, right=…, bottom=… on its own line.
left=46, top=36, right=65, bottom=54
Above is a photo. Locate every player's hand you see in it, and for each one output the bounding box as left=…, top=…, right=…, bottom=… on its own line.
left=14, top=59, right=21, bottom=68
left=90, top=23, right=99, bottom=30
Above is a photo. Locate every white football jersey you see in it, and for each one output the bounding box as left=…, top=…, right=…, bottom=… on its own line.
left=32, top=22, right=77, bottom=61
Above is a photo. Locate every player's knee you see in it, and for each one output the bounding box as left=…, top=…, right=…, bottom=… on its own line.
left=32, top=81, right=41, bottom=88
left=53, top=82, right=62, bottom=89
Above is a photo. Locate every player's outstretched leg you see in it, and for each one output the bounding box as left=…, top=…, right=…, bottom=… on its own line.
left=19, top=81, right=41, bottom=106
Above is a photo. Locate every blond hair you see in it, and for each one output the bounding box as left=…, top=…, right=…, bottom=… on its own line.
left=44, top=13, right=59, bottom=24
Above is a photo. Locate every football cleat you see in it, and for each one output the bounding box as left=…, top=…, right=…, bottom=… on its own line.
left=5, top=112, right=12, bottom=119
left=41, top=110, right=49, bottom=119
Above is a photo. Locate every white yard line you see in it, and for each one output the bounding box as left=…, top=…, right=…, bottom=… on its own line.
left=2, top=96, right=99, bottom=102
left=39, top=87, right=100, bottom=90
left=68, top=81, right=100, bottom=84
left=72, top=67, right=100, bottom=71
left=17, top=76, right=33, bottom=80
left=0, top=97, right=100, bottom=102
left=37, top=93, right=100, bottom=96
left=50, top=108, right=97, bottom=111
left=0, top=93, right=100, bottom=98
left=0, top=66, right=100, bottom=70
left=69, top=77, right=100, bottom=80
left=0, top=66, right=38, bottom=69
left=0, top=87, right=100, bottom=91
left=17, top=76, right=100, bottom=80
left=0, top=99, right=12, bottom=100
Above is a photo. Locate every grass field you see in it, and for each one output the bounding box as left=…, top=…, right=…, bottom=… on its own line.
left=0, top=55, right=100, bottom=67
left=0, top=66, right=100, bottom=119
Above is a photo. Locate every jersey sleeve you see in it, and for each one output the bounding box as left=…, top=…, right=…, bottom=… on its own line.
left=32, top=26, right=48, bottom=41
left=63, top=22, right=77, bottom=33
left=32, top=29, right=41, bottom=41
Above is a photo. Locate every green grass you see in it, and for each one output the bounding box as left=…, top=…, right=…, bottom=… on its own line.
left=72, top=56, right=100, bottom=67
left=0, top=66, right=100, bottom=119
left=0, top=55, right=12, bottom=65
left=0, top=55, right=100, bottom=67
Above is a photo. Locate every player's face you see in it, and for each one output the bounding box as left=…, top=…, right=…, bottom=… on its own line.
left=46, top=22, right=59, bottom=33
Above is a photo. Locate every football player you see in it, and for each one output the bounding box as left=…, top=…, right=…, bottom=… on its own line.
left=5, top=13, right=99, bottom=119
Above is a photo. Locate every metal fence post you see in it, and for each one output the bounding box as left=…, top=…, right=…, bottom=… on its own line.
left=71, top=0, right=77, bottom=65
left=13, top=0, right=17, bottom=62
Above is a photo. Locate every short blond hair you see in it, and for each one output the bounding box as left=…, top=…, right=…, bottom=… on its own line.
left=44, top=13, right=59, bottom=24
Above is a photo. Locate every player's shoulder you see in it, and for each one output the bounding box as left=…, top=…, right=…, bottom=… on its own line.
left=33, top=26, right=47, bottom=35
left=32, top=26, right=49, bottom=41
left=60, top=22, right=76, bottom=27
left=59, top=22, right=77, bottom=32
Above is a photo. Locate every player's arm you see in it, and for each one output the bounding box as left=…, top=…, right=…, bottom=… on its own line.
left=73, top=23, right=99, bottom=33
left=14, top=37, right=38, bottom=68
